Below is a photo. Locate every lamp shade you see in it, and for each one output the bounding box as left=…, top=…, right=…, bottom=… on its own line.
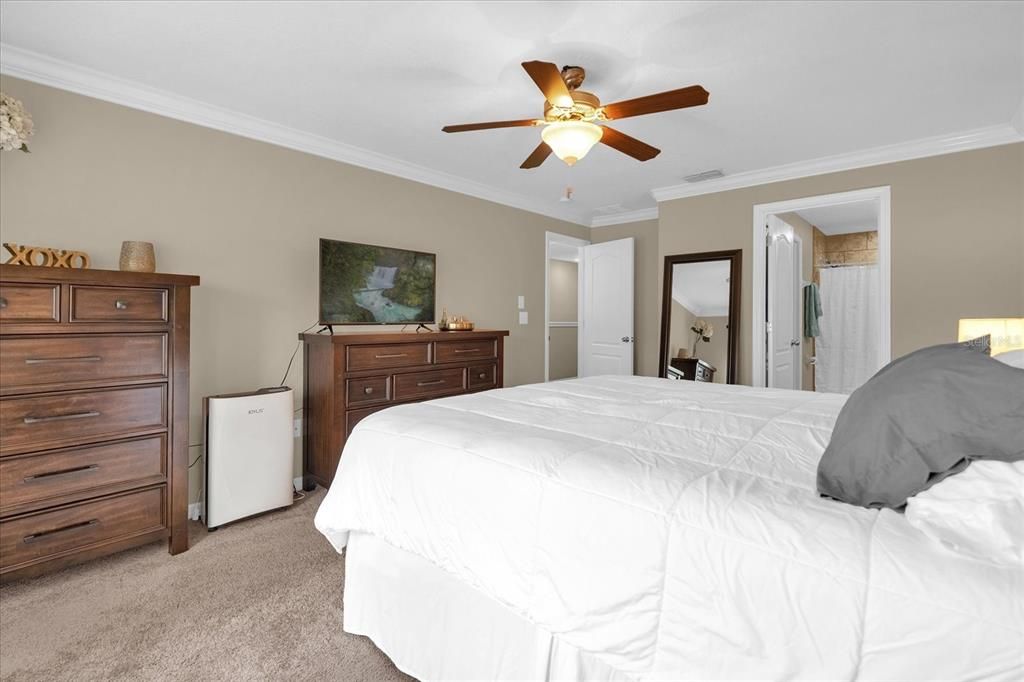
left=957, top=318, right=1024, bottom=356
left=541, top=121, right=603, bottom=166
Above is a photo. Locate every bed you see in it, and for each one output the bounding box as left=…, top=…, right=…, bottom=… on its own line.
left=315, top=376, right=1023, bottom=681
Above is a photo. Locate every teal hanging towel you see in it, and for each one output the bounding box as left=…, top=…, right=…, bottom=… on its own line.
left=804, top=282, right=822, bottom=338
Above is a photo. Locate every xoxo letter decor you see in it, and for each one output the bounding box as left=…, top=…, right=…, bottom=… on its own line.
left=3, top=243, right=91, bottom=269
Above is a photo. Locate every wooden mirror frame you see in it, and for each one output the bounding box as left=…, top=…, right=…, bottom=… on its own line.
left=658, top=249, right=742, bottom=384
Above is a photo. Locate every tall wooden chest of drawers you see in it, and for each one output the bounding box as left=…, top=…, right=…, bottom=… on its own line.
left=0, top=265, right=199, bottom=581
left=301, top=329, right=509, bottom=488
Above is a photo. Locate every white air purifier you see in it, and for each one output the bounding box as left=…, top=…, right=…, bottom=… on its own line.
left=204, top=386, right=294, bottom=530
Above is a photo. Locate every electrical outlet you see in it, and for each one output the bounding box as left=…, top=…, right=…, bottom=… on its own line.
left=519, top=311, right=529, bottom=325
left=293, top=418, right=302, bottom=438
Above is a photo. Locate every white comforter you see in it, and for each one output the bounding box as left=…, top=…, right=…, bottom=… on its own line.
left=315, top=376, right=1024, bottom=680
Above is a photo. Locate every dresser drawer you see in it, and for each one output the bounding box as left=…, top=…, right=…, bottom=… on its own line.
left=346, top=405, right=390, bottom=436
left=435, top=339, right=496, bottom=364
left=0, top=486, right=165, bottom=572
left=347, top=343, right=430, bottom=371
left=0, top=385, right=167, bottom=455
left=468, top=363, right=497, bottom=390
left=0, top=436, right=166, bottom=514
left=0, top=283, right=60, bottom=324
left=70, top=286, right=168, bottom=323
left=0, top=334, right=167, bottom=393
left=345, top=376, right=389, bottom=407
left=393, top=367, right=466, bottom=401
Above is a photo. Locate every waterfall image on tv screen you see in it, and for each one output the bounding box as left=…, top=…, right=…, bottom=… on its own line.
left=318, top=239, right=436, bottom=324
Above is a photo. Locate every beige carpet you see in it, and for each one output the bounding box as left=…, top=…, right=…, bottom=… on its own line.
left=0, top=489, right=413, bottom=681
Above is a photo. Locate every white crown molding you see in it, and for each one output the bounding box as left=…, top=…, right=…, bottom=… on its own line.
left=0, top=43, right=592, bottom=227
left=651, top=124, right=1024, bottom=203
left=589, top=207, right=659, bottom=228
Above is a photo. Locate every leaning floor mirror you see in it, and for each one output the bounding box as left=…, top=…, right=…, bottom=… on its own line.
left=659, top=250, right=742, bottom=384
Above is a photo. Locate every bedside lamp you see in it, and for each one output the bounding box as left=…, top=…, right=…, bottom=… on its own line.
left=957, top=318, right=1024, bottom=356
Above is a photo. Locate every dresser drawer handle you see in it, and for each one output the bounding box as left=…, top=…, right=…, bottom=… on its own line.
left=25, top=355, right=102, bottom=365
left=0, top=296, right=7, bottom=309
left=23, top=411, right=101, bottom=425
left=375, top=353, right=407, bottom=359
left=453, top=348, right=480, bottom=354
left=23, top=518, right=99, bottom=545
left=24, top=464, right=100, bottom=483
left=416, top=379, right=445, bottom=387
left=114, top=300, right=129, bottom=310
left=478, top=372, right=487, bottom=379
left=363, top=386, right=374, bottom=395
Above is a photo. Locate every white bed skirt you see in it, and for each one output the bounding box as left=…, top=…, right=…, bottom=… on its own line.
left=344, top=532, right=627, bottom=682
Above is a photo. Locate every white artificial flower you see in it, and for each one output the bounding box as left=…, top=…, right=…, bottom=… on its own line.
left=0, top=92, right=34, bottom=152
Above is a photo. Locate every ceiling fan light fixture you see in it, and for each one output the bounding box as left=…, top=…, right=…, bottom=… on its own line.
left=541, top=120, right=603, bottom=166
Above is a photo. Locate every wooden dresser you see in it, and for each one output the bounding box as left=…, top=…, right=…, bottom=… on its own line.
left=0, top=265, right=199, bottom=582
left=668, top=357, right=716, bottom=382
left=301, top=329, right=509, bottom=488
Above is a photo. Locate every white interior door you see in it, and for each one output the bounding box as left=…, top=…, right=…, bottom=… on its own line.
left=580, top=238, right=634, bottom=376
left=767, top=217, right=801, bottom=389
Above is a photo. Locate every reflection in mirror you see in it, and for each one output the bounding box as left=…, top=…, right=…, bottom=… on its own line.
left=659, top=250, right=741, bottom=384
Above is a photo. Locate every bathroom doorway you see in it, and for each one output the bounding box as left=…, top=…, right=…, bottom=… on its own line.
left=752, top=187, right=891, bottom=392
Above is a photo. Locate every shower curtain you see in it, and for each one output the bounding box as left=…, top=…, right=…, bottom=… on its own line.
left=816, top=265, right=879, bottom=393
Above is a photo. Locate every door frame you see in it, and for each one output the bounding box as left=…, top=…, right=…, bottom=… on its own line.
left=658, top=249, right=743, bottom=384
left=751, top=186, right=891, bottom=388
left=544, top=231, right=589, bottom=382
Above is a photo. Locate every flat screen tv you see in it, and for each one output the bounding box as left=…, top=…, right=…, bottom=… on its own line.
left=318, top=238, right=436, bottom=325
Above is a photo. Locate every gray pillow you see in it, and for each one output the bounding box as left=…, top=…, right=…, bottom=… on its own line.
left=817, top=339, right=1024, bottom=509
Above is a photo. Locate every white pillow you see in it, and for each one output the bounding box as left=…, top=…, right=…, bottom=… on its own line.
left=904, top=460, right=1023, bottom=566
left=993, top=349, right=1024, bottom=368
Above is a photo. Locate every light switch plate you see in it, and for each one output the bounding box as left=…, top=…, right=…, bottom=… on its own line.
left=293, top=418, right=302, bottom=438
left=519, top=311, right=529, bottom=325
left=517, top=295, right=525, bottom=309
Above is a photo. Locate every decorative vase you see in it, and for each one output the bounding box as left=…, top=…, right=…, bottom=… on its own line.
left=119, top=241, right=156, bottom=272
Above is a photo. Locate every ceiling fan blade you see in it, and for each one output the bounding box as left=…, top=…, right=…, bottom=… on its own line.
left=521, top=61, right=574, bottom=108
left=599, top=126, right=661, bottom=161
left=520, top=141, right=553, bottom=169
left=602, top=85, right=709, bottom=120
left=442, top=119, right=539, bottom=133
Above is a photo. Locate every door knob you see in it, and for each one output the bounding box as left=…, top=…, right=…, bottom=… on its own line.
left=790, top=339, right=800, bottom=347
left=621, top=336, right=635, bottom=343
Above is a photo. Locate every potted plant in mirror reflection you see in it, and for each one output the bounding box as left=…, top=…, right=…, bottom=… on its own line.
left=689, top=319, right=714, bottom=358
left=0, top=92, right=34, bottom=153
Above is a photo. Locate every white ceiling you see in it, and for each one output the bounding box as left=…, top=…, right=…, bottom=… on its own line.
left=1, top=1, right=1022, bottom=227
left=672, top=260, right=731, bottom=317
left=795, top=200, right=879, bottom=235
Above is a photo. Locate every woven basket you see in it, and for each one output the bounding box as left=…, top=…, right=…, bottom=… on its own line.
left=119, top=241, right=156, bottom=273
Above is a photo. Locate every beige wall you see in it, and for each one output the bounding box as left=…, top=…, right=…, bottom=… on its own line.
left=700, top=315, right=730, bottom=383
left=669, top=298, right=697, bottom=361
left=0, top=76, right=588, bottom=501
left=590, top=219, right=660, bottom=376
left=659, top=142, right=1024, bottom=385
left=547, top=259, right=578, bottom=380
left=548, top=328, right=578, bottom=381
left=548, top=259, right=578, bottom=321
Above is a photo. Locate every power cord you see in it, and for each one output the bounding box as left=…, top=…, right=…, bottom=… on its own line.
left=280, top=322, right=319, bottom=386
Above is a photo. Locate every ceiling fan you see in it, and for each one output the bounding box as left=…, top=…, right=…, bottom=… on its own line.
left=442, top=61, right=709, bottom=169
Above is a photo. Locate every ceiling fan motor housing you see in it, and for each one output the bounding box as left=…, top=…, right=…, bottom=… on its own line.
left=544, top=90, right=602, bottom=122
